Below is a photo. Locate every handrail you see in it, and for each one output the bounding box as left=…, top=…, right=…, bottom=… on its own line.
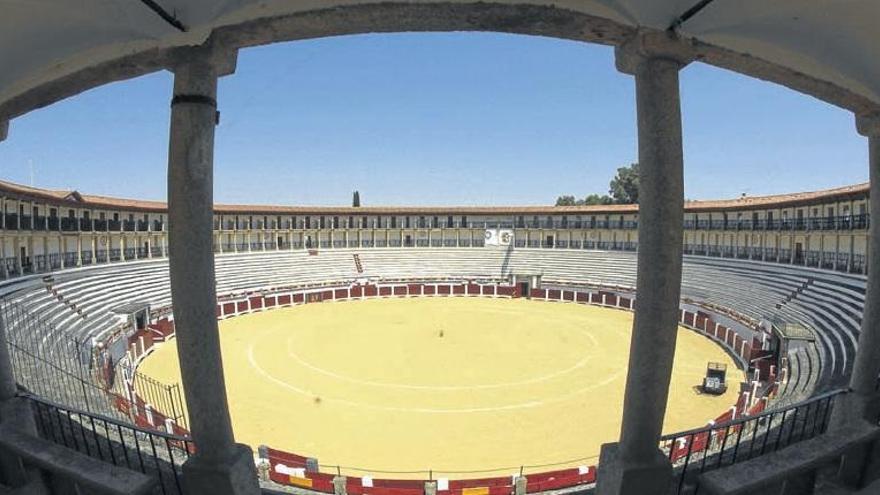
left=0, top=423, right=157, bottom=495
left=20, top=391, right=192, bottom=443
left=659, top=388, right=847, bottom=441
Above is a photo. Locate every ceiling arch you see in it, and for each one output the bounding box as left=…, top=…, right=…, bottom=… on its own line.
left=1, top=1, right=879, bottom=131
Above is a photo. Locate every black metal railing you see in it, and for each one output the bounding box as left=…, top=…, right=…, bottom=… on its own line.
left=26, top=393, right=192, bottom=495
left=60, top=217, right=78, bottom=232
left=662, top=389, right=844, bottom=494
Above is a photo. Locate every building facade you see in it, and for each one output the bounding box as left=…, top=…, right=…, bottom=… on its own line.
left=0, top=179, right=869, bottom=278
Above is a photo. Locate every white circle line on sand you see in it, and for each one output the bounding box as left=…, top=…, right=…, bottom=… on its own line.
left=284, top=336, right=597, bottom=391
left=247, top=343, right=625, bottom=414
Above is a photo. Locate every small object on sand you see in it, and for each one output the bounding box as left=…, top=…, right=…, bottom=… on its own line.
left=314, top=396, right=322, bottom=404
left=439, top=329, right=444, bottom=338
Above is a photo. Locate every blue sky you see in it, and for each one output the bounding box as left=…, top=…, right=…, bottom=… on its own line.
left=0, top=33, right=868, bottom=206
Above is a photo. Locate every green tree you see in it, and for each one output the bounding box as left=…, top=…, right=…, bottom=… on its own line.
left=608, top=163, right=639, bottom=204
left=555, top=195, right=578, bottom=206
left=352, top=190, right=361, bottom=207
left=583, top=194, right=613, bottom=205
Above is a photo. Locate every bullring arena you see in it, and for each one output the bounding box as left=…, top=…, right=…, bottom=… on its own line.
left=0, top=192, right=870, bottom=493
left=140, top=296, right=738, bottom=475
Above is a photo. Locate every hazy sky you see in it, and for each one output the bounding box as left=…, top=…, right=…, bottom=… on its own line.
left=0, top=32, right=869, bottom=206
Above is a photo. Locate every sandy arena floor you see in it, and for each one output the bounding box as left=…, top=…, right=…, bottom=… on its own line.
left=139, top=297, right=739, bottom=478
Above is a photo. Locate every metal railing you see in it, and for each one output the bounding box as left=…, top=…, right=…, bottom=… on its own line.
left=26, top=392, right=192, bottom=495
left=662, top=389, right=844, bottom=494
left=1, top=300, right=187, bottom=431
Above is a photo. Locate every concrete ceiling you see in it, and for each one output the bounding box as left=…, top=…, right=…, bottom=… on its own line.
left=1, top=0, right=879, bottom=126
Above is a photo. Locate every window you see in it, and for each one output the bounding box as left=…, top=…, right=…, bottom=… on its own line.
left=51, top=208, right=58, bottom=218
left=447, top=216, right=453, bottom=228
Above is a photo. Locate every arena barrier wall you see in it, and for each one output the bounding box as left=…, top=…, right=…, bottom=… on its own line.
left=262, top=445, right=598, bottom=495
left=114, top=279, right=782, bottom=494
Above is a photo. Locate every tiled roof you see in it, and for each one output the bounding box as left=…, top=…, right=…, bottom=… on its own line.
left=0, top=179, right=868, bottom=215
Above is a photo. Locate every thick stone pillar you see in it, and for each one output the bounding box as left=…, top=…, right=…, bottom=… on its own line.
left=0, top=238, right=7, bottom=279
left=596, top=31, right=691, bottom=495
left=166, top=46, right=259, bottom=495
left=0, top=314, right=17, bottom=402
left=0, top=287, right=39, bottom=488
left=832, top=113, right=880, bottom=429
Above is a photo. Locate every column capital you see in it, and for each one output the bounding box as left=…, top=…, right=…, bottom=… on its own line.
left=615, top=30, right=695, bottom=75
left=168, top=41, right=239, bottom=78
left=856, top=111, right=880, bottom=137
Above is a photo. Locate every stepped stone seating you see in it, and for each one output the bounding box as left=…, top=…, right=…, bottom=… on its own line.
left=0, top=248, right=865, bottom=416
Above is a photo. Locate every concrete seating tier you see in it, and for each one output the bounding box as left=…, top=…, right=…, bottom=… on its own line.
left=0, top=248, right=865, bottom=416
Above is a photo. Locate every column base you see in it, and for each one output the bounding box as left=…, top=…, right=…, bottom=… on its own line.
left=0, top=397, right=39, bottom=488
left=595, top=443, right=672, bottom=495
left=828, top=392, right=880, bottom=431
left=182, top=443, right=260, bottom=495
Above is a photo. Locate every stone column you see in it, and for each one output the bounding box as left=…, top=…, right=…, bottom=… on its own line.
left=12, top=238, right=21, bottom=275
left=76, top=235, right=83, bottom=266
left=0, top=312, right=17, bottom=402
left=166, top=46, right=258, bottom=494
left=0, top=238, right=7, bottom=279
left=596, top=31, right=691, bottom=495
left=0, top=303, right=38, bottom=488
left=832, top=113, right=880, bottom=428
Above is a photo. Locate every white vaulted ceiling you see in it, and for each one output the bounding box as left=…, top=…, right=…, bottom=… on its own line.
left=1, top=0, right=879, bottom=124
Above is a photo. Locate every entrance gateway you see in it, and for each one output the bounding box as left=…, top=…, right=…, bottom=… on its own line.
left=511, top=273, right=542, bottom=298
